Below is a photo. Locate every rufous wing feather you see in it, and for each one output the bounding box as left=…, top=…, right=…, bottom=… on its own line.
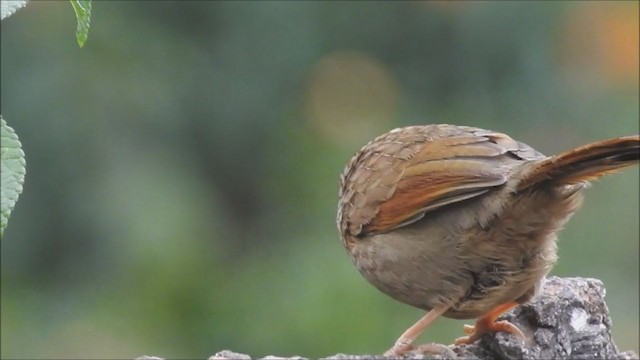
left=361, top=134, right=519, bottom=234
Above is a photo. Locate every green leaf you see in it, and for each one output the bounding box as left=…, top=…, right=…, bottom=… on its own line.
left=70, top=0, right=91, bottom=48
left=1, top=116, right=26, bottom=238
left=1, top=0, right=28, bottom=21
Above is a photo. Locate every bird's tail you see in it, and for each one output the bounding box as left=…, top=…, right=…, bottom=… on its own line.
left=518, top=135, right=639, bottom=191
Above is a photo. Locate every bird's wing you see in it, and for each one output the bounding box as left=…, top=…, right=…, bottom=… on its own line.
left=340, top=127, right=532, bottom=236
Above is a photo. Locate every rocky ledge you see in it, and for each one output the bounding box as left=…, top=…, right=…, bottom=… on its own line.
left=137, top=276, right=638, bottom=360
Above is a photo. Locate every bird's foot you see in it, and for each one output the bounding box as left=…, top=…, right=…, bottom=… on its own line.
left=454, top=319, right=524, bottom=345
left=384, top=342, right=456, bottom=358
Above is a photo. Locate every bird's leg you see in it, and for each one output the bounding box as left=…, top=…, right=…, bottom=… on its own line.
left=384, top=305, right=450, bottom=356
left=454, top=301, right=524, bottom=345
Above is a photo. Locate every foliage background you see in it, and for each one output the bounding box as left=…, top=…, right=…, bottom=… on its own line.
left=1, top=1, right=638, bottom=359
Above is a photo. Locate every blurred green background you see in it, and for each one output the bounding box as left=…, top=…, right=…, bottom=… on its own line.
left=1, top=1, right=638, bottom=359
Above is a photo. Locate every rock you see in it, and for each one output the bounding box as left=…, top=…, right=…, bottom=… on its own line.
left=138, top=277, right=638, bottom=360
left=449, top=276, right=636, bottom=360
left=208, top=350, right=252, bottom=360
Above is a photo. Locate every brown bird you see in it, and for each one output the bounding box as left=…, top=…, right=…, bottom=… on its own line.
left=336, top=124, right=639, bottom=356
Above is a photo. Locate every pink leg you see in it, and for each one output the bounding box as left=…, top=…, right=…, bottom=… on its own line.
left=384, top=305, right=450, bottom=356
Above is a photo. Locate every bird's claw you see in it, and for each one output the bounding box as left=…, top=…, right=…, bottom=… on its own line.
left=384, top=342, right=456, bottom=358
left=455, top=320, right=524, bottom=345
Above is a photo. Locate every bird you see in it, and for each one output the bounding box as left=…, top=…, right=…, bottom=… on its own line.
left=336, top=124, right=639, bottom=356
